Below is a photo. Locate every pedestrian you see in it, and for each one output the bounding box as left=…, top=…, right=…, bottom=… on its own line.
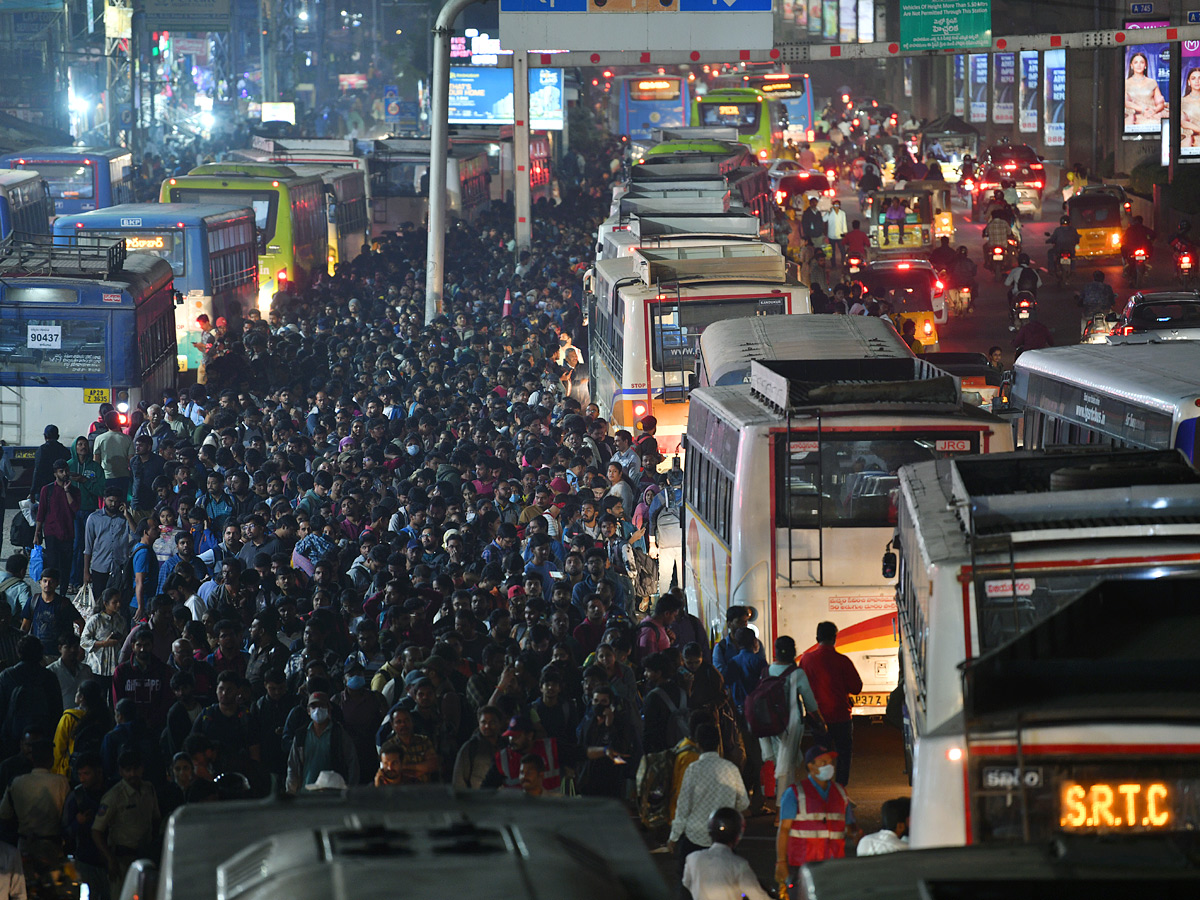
left=823, top=199, right=848, bottom=267
left=774, top=746, right=857, bottom=899
left=667, top=724, right=749, bottom=888
left=92, top=750, right=160, bottom=894
left=798, top=622, right=862, bottom=786
left=760, top=636, right=822, bottom=804
left=681, top=808, right=770, bottom=900
left=856, top=797, right=911, bottom=855
left=34, top=460, right=80, bottom=578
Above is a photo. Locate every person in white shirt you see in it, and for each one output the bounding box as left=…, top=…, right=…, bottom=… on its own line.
left=823, top=200, right=849, bottom=267
left=682, top=807, right=771, bottom=900
left=668, top=724, right=749, bottom=885
left=855, top=796, right=911, bottom=856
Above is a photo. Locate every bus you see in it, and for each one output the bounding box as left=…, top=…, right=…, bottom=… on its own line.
left=288, top=166, right=369, bottom=273
left=0, top=147, right=135, bottom=216
left=53, top=204, right=259, bottom=374
left=0, top=169, right=54, bottom=240
left=714, top=71, right=817, bottom=143
left=0, top=237, right=177, bottom=452
left=891, top=448, right=1200, bottom=847
left=366, top=138, right=491, bottom=233
left=698, top=314, right=913, bottom=387
left=588, top=243, right=809, bottom=457
left=161, top=164, right=327, bottom=309
left=1011, top=341, right=1200, bottom=463
left=683, top=354, right=1013, bottom=715
left=450, top=130, right=553, bottom=206
left=692, top=88, right=786, bottom=161
left=598, top=212, right=763, bottom=261
left=611, top=74, right=691, bottom=141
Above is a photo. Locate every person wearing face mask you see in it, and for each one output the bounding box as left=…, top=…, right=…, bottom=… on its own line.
left=774, top=746, right=857, bottom=897
left=285, top=691, right=359, bottom=793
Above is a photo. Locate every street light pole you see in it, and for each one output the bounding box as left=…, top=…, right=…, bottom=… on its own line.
left=425, top=0, right=487, bottom=323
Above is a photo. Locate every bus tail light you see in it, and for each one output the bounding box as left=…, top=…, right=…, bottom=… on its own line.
left=276, top=267, right=288, bottom=287
left=758, top=150, right=768, bottom=159
left=634, top=403, right=647, bottom=417
left=946, top=747, right=964, bottom=762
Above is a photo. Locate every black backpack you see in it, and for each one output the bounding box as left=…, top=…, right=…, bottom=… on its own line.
left=1016, top=266, right=1039, bottom=293
left=117, top=543, right=156, bottom=608
left=8, top=514, right=33, bottom=549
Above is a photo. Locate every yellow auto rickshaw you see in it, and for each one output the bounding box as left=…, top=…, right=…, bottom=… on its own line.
left=866, top=187, right=938, bottom=253
left=1067, top=190, right=1126, bottom=259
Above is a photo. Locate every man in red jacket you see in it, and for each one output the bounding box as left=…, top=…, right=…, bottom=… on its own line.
left=798, top=622, right=862, bottom=786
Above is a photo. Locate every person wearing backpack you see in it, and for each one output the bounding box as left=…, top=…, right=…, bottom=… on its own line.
left=0, top=635, right=63, bottom=757
left=757, top=636, right=822, bottom=806
left=634, top=594, right=681, bottom=666
left=640, top=653, right=689, bottom=754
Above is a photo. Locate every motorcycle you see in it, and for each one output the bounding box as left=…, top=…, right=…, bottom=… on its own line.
left=1125, top=246, right=1149, bottom=288
left=958, top=177, right=975, bottom=202
left=985, top=237, right=1019, bottom=282
left=846, top=252, right=865, bottom=275
left=1177, top=248, right=1196, bottom=289
left=1009, top=290, right=1036, bottom=331
left=1055, top=251, right=1072, bottom=288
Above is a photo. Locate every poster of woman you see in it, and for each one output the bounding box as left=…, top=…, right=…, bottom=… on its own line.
left=1182, top=42, right=1200, bottom=157
left=1124, top=45, right=1170, bottom=134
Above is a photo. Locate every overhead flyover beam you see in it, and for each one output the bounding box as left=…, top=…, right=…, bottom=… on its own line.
left=497, top=24, right=1200, bottom=67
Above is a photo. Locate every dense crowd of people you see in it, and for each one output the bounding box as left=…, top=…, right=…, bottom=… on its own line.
left=0, top=134, right=914, bottom=900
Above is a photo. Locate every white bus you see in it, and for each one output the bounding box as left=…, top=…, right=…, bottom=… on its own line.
left=698, top=315, right=913, bottom=388
left=598, top=212, right=763, bottom=261
left=588, top=243, right=809, bottom=457
left=1012, top=340, right=1200, bottom=463
left=892, top=448, right=1200, bottom=848
left=595, top=193, right=734, bottom=262
left=684, top=355, right=1013, bottom=715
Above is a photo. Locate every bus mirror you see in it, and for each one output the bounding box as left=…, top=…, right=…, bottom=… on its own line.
left=688, top=373, right=698, bottom=390
left=881, top=540, right=897, bottom=579
left=173, top=290, right=185, bottom=307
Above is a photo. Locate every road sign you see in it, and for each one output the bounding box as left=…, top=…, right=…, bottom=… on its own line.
left=899, top=0, right=992, bottom=51
left=1189, top=10, right=1200, bottom=23
left=500, top=0, right=771, bottom=50
left=118, top=105, right=134, bottom=128
left=384, top=85, right=400, bottom=124
left=1130, top=2, right=1154, bottom=13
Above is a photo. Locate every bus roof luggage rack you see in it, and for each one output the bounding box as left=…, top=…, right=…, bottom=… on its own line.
left=633, top=244, right=783, bottom=286
left=0, top=234, right=127, bottom=280
left=650, top=126, right=741, bottom=144
left=628, top=162, right=732, bottom=181
left=616, top=194, right=732, bottom=216
left=251, top=136, right=356, bottom=154
left=629, top=214, right=762, bottom=239
left=941, top=449, right=1200, bottom=538
left=749, top=357, right=961, bottom=414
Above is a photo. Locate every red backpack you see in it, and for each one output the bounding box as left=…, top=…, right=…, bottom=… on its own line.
left=743, top=665, right=795, bottom=738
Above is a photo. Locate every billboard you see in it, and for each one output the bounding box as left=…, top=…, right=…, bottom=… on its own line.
left=954, top=56, right=965, bottom=117
left=823, top=0, right=837, bottom=40
left=839, top=0, right=856, bottom=42
left=899, top=0, right=991, bottom=52
left=448, top=67, right=564, bottom=131
left=993, top=52, right=1015, bottom=124
left=808, top=0, right=821, bottom=36
left=857, top=0, right=873, bottom=42
left=968, top=53, right=988, bottom=123
left=1044, top=48, right=1065, bottom=147
left=1124, top=20, right=1171, bottom=136
left=1018, top=50, right=1038, bottom=133
left=1182, top=41, right=1200, bottom=158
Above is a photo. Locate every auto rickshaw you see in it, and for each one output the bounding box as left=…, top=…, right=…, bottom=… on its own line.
left=905, top=180, right=955, bottom=242
left=1067, top=190, right=1126, bottom=259
left=866, top=187, right=937, bottom=254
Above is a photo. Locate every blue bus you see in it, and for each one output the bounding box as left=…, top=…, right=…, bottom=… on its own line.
left=54, top=204, right=259, bottom=373
left=611, top=74, right=691, bottom=141
left=0, top=237, right=178, bottom=452
left=0, top=169, right=54, bottom=240
left=0, top=147, right=135, bottom=216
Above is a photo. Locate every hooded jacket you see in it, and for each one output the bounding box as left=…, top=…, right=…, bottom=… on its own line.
left=68, top=437, right=106, bottom=512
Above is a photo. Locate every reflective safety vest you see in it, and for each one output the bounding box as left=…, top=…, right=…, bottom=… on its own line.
left=785, top=778, right=849, bottom=865
left=494, top=738, right=563, bottom=792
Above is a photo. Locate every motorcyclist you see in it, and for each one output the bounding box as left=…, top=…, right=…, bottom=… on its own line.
left=1046, top=215, right=1080, bottom=270
left=1012, top=312, right=1054, bottom=357
left=1078, top=269, right=1117, bottom=317
left=959, top=154, right=976, bottom=182
left=928, top=235, right=957, bottom=272
left=1169, top=219, right=1196, bottom=256
left=1002, top=178, right=1020, bottom=210
left=1120, top=214, right=1157, bottom=267
left=947, top=245, right=979, bottom=315
left=984, top=209, right=1016, bottom=266
left=985, top=188, right=1016, bottom=227
left=1005, top=252, right=1043, bottom=300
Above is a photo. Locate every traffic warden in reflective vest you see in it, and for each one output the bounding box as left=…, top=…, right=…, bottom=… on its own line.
left=488, top=715, right=564, bottom=793
left=775, top=745, right=857, bottom=899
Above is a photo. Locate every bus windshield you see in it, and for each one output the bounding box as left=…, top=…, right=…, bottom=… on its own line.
left=698, top=102, right=761, bottom=134
left=372, top=160, right=426, bottom=197
left=777, top=433, right=979, bottom=528
left=28, top=163, right=95, bottom=200
left=0, top=317, right=106, bottom=375
left=83, top=230, right=185, bottom=276
left=649, top=295, right=785, bottom=370
left=168, top=189, right=276, bottom=251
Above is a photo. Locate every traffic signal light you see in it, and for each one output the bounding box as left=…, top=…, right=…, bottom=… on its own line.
left=151, top=31, right=160, bottom=56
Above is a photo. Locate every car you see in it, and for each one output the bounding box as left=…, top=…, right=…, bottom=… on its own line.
left=774, top=170, right=834, bottom=212
left=765, top=158, right=805, bottom=193
left=860, top=258, right=946, bottom=352
left=1111, top=291, right=1200, bottom=340
left=973, top=143, right=1046, bottom=218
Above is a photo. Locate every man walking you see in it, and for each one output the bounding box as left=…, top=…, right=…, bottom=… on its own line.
left=798, top=622, right=861, bottom=786
left=34, top=461, right=80, bottom=578
left=83, top=487, right=133, bottom=595
left=681, top=808, right=770, bottom=900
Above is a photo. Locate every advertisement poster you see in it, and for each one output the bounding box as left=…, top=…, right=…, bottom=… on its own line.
left=857, top=0, right=873, bottom=42
left=448, top=67, right=564, bottom=130
left=1043, top=48, right=1065, bottom=147
left=809, top=0, right=822, bottom=36
left=993, top=52, right=1015, bottom=124
left=1124, top=20, right=1171, bottom=136
left=793, top=0, right=807, bottom=29
left=954, top=55, right=965, bottom=117
left=968, top=53, right=988, bottom=123
left=823, top=0, right=837, bottom=40
left=1182, top=41, right=1200, bottom=157
left=899, top=0, right=990, bottom=51
left=1018, top=50, right=1039, bottom=133
left=839, top=0, right=856, bottom=42
left=782, top=0, right=794, bottom=21
left=904, top=58, right=913, bottom=98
